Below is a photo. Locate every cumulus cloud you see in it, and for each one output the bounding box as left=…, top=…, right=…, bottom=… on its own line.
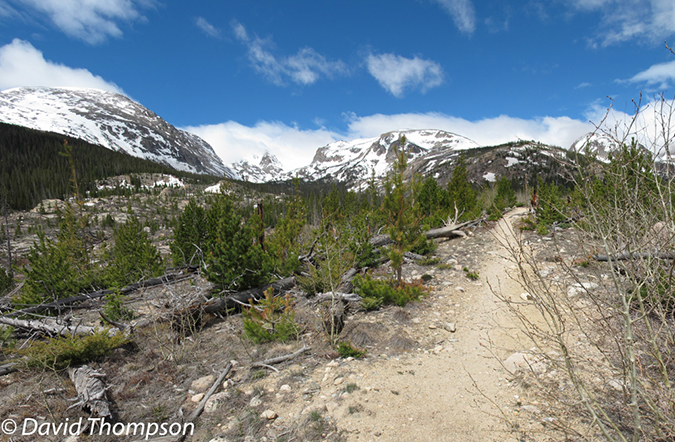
left=584, top=96, right=675, bottom=157
left=232, top=21, right=349, bottom=86
left=196, top=17, right=220, bottom=38
left=184, top=111, right=596, bottom=171
left=433, top=0, right=476, bottom=34
left=0, top=39, right=123, bottom=92
left=565, top=0, right=675, bottom=46
left=183, top=121, right=342, bottom=170
left=9, top=0, right=153, bottom=44
left=365, top=53, right=444, bottom=97
left=626, top=59, right=675, bottom=90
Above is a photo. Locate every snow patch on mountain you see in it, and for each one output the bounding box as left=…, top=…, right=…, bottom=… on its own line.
left=231, top=152, right=285, bottom=182
left=0, top=86, right=235, bottom=177
left=290, top=129, right=479, bottom=188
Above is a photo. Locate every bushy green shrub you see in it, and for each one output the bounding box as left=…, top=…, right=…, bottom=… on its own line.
left=354, top=273, right=427, bottom=309
left=20, top=329, right=129, bottom=371
left=0, top=267, right=13, bottom=296
left=336, top=341, right=366, bottom=358
left=103, top=292, right=135, bottom=322
left=242, top=289, right=297, bottom=344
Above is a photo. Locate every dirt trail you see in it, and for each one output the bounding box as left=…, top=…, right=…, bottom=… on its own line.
left=330, top=208, right=532, bottom=442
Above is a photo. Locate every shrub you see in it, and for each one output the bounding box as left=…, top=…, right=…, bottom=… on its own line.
left=337, top=341, right=366, bottom=358
left=354, top=273, right=427, bottom=308
left=103, top=292, right=135, bottom=322
left=19, top=329, right=129, bottom=371
left=0, top=267, right=13, bottom=296
left=242, top=289, right=297, bottom=344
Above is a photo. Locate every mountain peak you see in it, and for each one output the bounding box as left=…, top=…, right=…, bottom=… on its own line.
left=0, top=86, right=234, bottom=177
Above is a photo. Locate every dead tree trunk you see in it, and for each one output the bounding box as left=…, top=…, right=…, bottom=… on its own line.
left=2, top=268, right=197, bottom=319
left=68, top=365, right=112, bottom=418
left=0, top=316, right=127, bottom=338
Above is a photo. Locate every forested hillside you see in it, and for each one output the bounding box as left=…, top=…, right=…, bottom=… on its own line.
left=0, top=123, right=220, bottom=210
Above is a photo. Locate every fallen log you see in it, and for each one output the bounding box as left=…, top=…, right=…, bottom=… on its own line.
left=68, top=365, right=111, bottom=418
left=0, top=316, right=127, bottom=338
left=251, top=345, right=311, bottom=368
left=187, top=362, right=233, bottom=422
left=0, top=362, right=16, bottom=376
left=368, top=217, right=481, bottom=248
left=594, top=252, right=675, bottom=262
left=3, top=268, right=198, bottom=319
left=316, top=292, right=362, bottom=303
left=170, top=276, right=297, bottom=326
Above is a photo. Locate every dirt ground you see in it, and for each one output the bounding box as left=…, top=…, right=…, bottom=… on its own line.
left=0, top=208, right=568, bottom=442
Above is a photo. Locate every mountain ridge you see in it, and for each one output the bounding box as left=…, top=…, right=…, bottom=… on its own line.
left=0, top=86, right=235, bottom=178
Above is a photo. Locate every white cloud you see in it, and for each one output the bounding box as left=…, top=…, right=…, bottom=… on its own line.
left=584, top=96, right=675, bottom=158
left=184, top=111, right=595, bottom=171
left=183, top=121, right=342, bottom=170
left=0, top=39, right=123, bottom=92
left=10, top=0, right=151, bottom=44
left=433, top=0, right=476, bottom=34
left=365, top=53, right=444, bottom=97
left=627, top=59, right=675, bottom=89
left=565, top=0, right=675, bottom=46
left=232, top=21, right=349, bottom=86
left=345, top=112, right=592, bottom=149
left=196, top=17, right=220, bottom=38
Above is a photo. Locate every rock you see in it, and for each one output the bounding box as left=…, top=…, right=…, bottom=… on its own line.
left=191, top=393, right=204, bottom=403
left=249, top=396, right=263, bottom=407
left=279, top=384, right=291, bottom=392
left=205, top=391, right=232, bottom=413
left=444, top=322, right=456, bottom=333
left=428, top=324, right=437, bottom=329
left=503, top=352, right=546, bottom=374
left=608, top=379, right=624, bottom=392
left=208, top=437, right=231, bottom=442
left=447, top=258, right=458, bottom=266
left=520, top=292, right=535, bottom=301
left=261, top=409, right=277, bottom=420
left=455, top=286, right=465, bottom=292
left=191, top=375, right=215, bottom=392
left=325, top=401, right=340, bottom=413
left=334, top=377, right=344, bottom=386
left=520, top=405, right=542, bottom=414
left=327, top=361, right=339, bottom=367
left=567, top=282, right=599, bottom=298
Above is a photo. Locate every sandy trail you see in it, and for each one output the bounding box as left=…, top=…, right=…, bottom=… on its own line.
left=336, top=208, right=531, bottom=442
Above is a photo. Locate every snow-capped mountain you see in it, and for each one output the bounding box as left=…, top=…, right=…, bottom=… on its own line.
left=0, top=87, right=235, bottom=177
left=570, top=133, right=619, bottom=162
left=231, top=152, right=285, bottom=182
left=290, top=129, right=480, bottom=188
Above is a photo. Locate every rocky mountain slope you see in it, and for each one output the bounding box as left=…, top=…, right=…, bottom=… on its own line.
left=231, top=152, right=285, bottom=182
left=278, top=129, right=575, bottom=190
left=289, top=129, right=480, bottom=188
left=0, top=87, right=235, bottom=178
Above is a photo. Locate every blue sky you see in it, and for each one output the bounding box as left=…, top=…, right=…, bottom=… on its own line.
left=0, top=0, right=674, bottom=169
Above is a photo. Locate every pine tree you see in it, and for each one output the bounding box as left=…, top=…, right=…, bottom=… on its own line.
left=170, top=198, right=207, bottom=266
left=205, top=190, right=270, bottom=291
left=447, top=155, right=477, bottom=220
left=105, top=216, right=163, bottom=288
left=382, top=136, right=422, bottom=284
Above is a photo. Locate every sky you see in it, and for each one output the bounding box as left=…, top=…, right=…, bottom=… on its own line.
left=1, top=0, right=675, bottom=170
